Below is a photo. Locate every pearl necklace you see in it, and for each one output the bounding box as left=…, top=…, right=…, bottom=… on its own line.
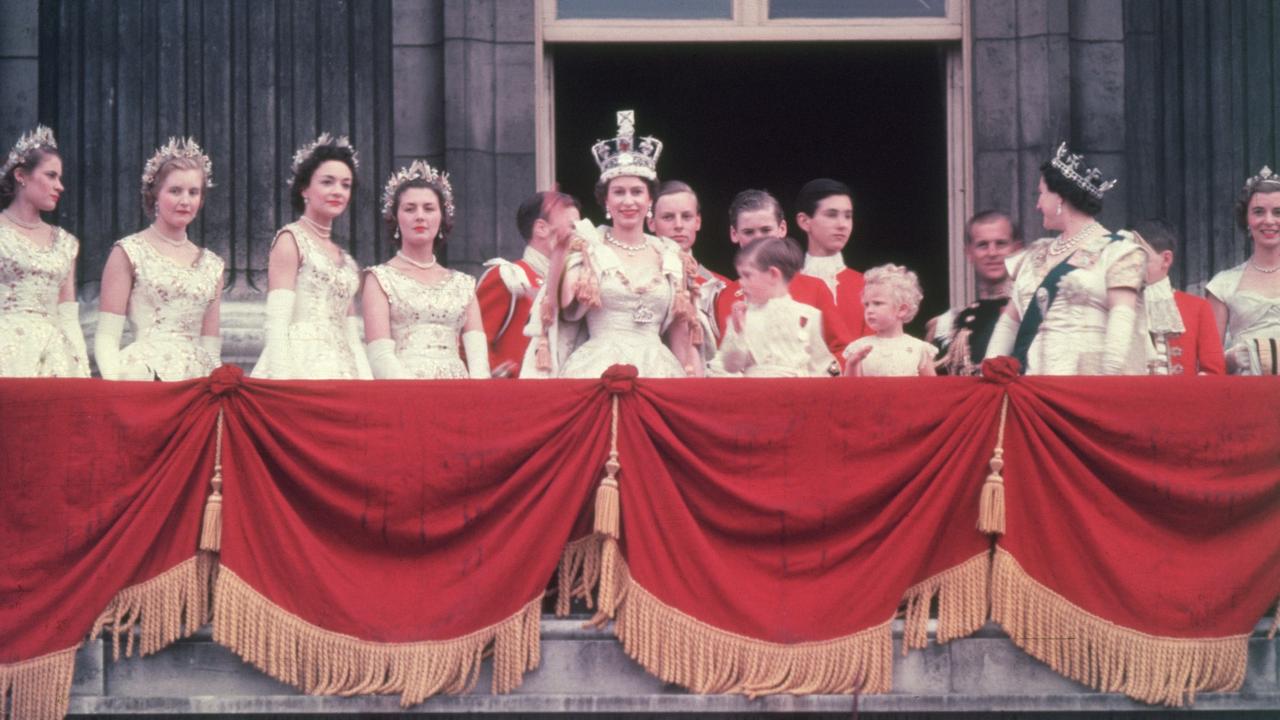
left=1048, top=221, right=1100, bottom=256
left=149, top=225, right=190, bottom=248
left=604, top=230, right=648, bottom=257
left=299, top=214, right=332, bottom=240
left=1249, top=260, right=1280, bottom=274
left=396, top=250, right=437, bottom=269
left=3, top=209, right=42, bottom=230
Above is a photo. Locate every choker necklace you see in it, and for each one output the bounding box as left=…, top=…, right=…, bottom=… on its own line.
left=1048, top=221, right=1100, bottom=255
left=3, top=209, right=42, bottom=230
left=604, top=230, right=648, bottom=257
left=299, top=214, right=332, bottom=239
left=396, top=251, right=437, bottom=270
left=1249, top=260, right=1280, bottom=274
left=149, top=225, right=189, bottom=247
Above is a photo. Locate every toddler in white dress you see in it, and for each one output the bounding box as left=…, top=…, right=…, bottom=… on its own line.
left=710, top=236, right=835, bottom=378
left=843, top=264, right=936, bottom=377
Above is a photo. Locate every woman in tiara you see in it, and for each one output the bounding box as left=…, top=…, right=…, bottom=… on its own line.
left=1205, top=166, right=1280, bottom=375
left=524, top=110, right=698, bottom=378
left=985, top=142, right=1148, bottom=375
left=0, top=126, right=89, bottom=377
left=95, top=138, right=224, bottom=381
left=252, top=133, right=372, bottom=379
left=362, top=160, right=489, bottom=379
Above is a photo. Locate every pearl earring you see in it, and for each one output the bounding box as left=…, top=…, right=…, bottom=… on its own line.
left=1055, top=202, right=1062, bottom=216
left=393, top=226, right=401, bottom=241
left=646, top=208, right=653, bottom=220
left=605, top=210, right=612, bottom=220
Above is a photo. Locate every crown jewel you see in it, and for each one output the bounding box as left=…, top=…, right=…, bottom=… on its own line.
left=141, top=137, right=214, bottom=191
left=290, top=133, right=359, bottom=184
left=1244, top=165, right=1279, bottom=194
left=1049, top=142, right=1117, bottom=199
left=381, top=159, right=454, bottom=221
left=592, top=110, right=663, bottom=183
left=2, top=125, right=58, bottom=177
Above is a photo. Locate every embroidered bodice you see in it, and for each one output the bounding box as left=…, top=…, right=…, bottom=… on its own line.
left=0, top=225, right=88, bottom=377
left=287, top=223, right=360, bottom=334
left=117, top=234, right=223, bottom=345
left=369, top=264, right=473, bottom=379
left=1205, top=262, right=1280, bottom=374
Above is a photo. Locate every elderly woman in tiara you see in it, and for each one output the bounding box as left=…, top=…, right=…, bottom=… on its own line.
left=362, top=160, right=489, bottom=379
left=252, top=134, right=371, bottom=379
left=95, top=138, right=224, bottom=380
left=0, top=126, right=89, bottom=377
left=1205, top=166, right=1280, bottom=375
left=985, top=142, right=1149, bottom=375
left=523, top=110, right=699, bottom=378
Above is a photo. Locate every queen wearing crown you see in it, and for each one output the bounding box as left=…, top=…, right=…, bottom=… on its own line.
left=1205, top=166, right=1280, bottom=375
left=95, top=138, right=225, bottom=380
left=523, top=111, right=698, bottom=378
left=252, top=134, right=372, bottom=379
left=985, top=142, right=1148, bottom=375
left=362, top=160, right=489, bottom=379
left=0, top=126, right=89, bottom=377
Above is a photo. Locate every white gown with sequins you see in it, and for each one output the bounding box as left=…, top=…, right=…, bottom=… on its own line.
left=252, top=222, right=365, bottom=379
left=0, top=225, right=89, bottom=377
left=1205, top=263, right=1280, bottom=375
left=113, top=234, right=224, bottom=381
left=367, top=265, right=474, bottom=379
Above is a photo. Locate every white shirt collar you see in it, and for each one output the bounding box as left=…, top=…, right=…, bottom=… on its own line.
left=522, top=246, right=550, bottom=278
left=803, top=253, right=847, bottom=295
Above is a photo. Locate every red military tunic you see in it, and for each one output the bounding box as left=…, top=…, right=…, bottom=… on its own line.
left=1166, top=291, right=1226, bottom=375
left=476, top=258, right=543, bottom=378
left=713, top=273, right=852, bottom=363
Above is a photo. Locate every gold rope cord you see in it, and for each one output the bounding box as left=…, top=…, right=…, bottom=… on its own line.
left=978, top=392, right=1011, bottom=535
left=211, top=567, right=542, bottom=707
left=900, top=551, right=992, bottom=653
left=991, top=547, right=1247, bottom=707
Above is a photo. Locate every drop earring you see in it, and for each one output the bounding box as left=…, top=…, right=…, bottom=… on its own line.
left=393, top=226, right=401, bottom=242
left=605, top=210, right=612, bottom=220
left=1055, top=202, right=1062, bottom=216
left=646, top=207, right=653, bottom=220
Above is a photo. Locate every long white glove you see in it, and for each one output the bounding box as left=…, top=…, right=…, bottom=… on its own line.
left=984, top=313, right=1019, bottom=359
left=57, top=301, right=89, bottom=373
left=1101, top=304, right=1137, bottom=375
left=366, top=337, right=407, bottom=379
left=200, top=334, right=222, bottom=365
left=462, top=330, right=491, bottom=379
left=94, top=311, right=126, bottom=380
left=262, top=289, right=296, bottom=379
left=345, top=316, right=373, bottom=379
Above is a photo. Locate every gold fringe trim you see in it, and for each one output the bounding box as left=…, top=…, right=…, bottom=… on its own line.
left=978, top=393, right=1010, bottom=535
left=199, top=407, right=226, bottom=552
left=0, top=647, right=77, bottom=720
left=991, top=547, right=1247, bottom=706
left=900, top=551, right=991, bottom=653
left=608, top=557, right=893, bottom=697
left=556, top=534, right=602, bottom=616
left=91, top=552, right=217, bottom=661
left=212, top=567, right=541, bottom=706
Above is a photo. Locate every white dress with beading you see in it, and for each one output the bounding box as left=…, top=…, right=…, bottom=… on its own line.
left=112, top=234, right=224, bottom=381
left=1007, top=225, right=1149, bottom=375
left=367, top=264, right=474, bottom=379
left=252, top=222, right=363, bottom=380
left=0, top=225, right=88, bottom=377
left=1205, top=262, right=1280, bottom=374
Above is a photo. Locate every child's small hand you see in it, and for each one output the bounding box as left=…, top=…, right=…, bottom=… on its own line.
left=730, top=301, right=748, bottom=334
left=843, top=345, right=872, bottom=376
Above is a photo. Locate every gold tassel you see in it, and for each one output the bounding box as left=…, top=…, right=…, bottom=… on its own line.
left=534, top=336, right=551, bottom=373
left=991, top=547, right=1247, bottom=706
left=978, top=393, right=1010, bottom=535
left=0, top=647, right=78, bottom=720
left=212, top=567, right=541, bottom=705
left=899, top=552, right=991, bottom=654
left=199, top=408, right=225, bottom=552
left=609, top=557, right=893, bottom=697
left=593, top=395, right=622, bottom=540
left=570, top=237, right=602, bottom=309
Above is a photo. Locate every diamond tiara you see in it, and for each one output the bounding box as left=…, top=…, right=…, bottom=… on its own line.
left=591, top=110, right=663, bottom=183
left=140, top=137, right=214, bottom=191
left=2, top=125, right=58, bottom=177
left=290, top=133, right=359, bottom=184
left=381, top=159, right=454, bottom=221
left=1243, top=165, right=1279, bottom=195
left=1049, top=142, right=1117, bottom=199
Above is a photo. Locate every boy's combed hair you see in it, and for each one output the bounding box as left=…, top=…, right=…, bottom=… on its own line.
left=864, top=263, right=924, bottom=322
left=1132, top=218, right=1179, bottom=254
left=736, top=236, right=804, bottom=281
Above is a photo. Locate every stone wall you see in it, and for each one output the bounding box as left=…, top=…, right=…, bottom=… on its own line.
left=0, top=0, right=39, bottom=173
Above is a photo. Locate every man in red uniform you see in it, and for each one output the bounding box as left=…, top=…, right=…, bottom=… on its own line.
left=648, top=180, right=727, bottom=357
left=794, top=178, right=870, bottom=338
left=1133, top=219, right=1225, bottom=374
left=713, top=189, right=852, bottom=366
left=476, top=191, right=580, bottom=377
